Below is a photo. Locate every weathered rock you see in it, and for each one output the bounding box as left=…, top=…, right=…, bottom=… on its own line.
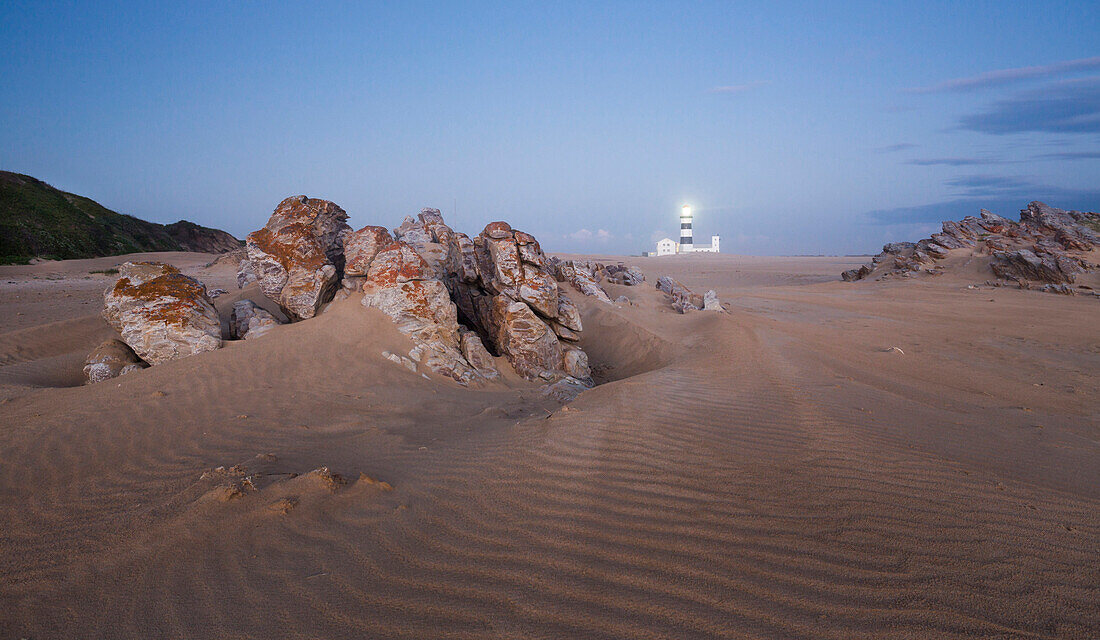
left=924, top=243, right=950, bottom=258
left=343, top=225, right=393, bottom=277
left=391, top=209, right=455, bottom=279
left=543, top=376, right=591, bottom=403
left=841, top=264, right=873, bottom=281
left=843, top=201, right=1099, bottom=284
left=230, top=300, right=280, bottom=340
left=1039, top=283, right=1075, bottom=295
left=459, top=330, right=501, bottom=379
left=552, top=259, right=612, bottom=303
left=561, top=346, right=590, bottom=380
left=245, top=196, right=351, bottom=321
left=236, top=258, right=258, bottom=289
left=605, top=264, right=645, bottom=286
left=883, top=242, right=916, bottom=255
left=381, top=350, right=418, bottom=372
left=702, top=290, right=722, bottom=311
left=656, top=276, right=704, bottom=309
left=362, top=242, right=483, bottom=385
left=103, top=262, right=222, bottom=365
left=485, top=294, right=565, bottom=380
left=84, top=339, right=147, bottom=383
left=990, top=249, right=1084, bottom=284
left=441, top=221, right=592, bottom=382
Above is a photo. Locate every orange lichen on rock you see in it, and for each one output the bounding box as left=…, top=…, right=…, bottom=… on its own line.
left=248, top=223, right=328, bottom=272
left=111, top=273, right=213, bottom=327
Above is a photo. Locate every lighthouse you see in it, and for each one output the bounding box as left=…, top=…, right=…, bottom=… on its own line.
left=679, top=204, right=693, bottom=252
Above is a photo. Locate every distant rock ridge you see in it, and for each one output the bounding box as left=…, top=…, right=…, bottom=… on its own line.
left=0, top=170, right=240, bottom=264
left=842, top=201, right=1099, bottom=294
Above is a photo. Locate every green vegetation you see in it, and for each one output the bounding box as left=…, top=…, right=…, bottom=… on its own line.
left=89, top=268, right=120, bottom=275
left=1082, top=217, right=1100, bottom=234
left=0, top=171, right=238, bottom=264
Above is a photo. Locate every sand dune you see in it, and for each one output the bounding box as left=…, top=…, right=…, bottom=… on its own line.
left=1, top=252, right=1097, bottom=638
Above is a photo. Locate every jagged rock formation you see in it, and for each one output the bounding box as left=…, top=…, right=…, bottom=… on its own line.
left=443, top=220, right=590, bottom=382
left=230, top=300, right=280, bottom=340
left=103, top=261, right=222, bottom=364
left=605, top=264, right=646, bottom=286
left=361, top=241, right=489, bottom=386
left=244, top=196, right=351, bottom=320
left=657, top=276, right=702, bottom=311
left=235, top=202, right=594, bottom=389
left=843, top=202, right=1099, bottom=289
left=344, top=225, right=394, bottom=282
left=549, top=258, right=613, bottom=304
left=83, top=339, right=148, bottom=383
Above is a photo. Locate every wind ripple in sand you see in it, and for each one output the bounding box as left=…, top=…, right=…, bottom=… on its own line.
left=1, top=254, right=1097, bottom=639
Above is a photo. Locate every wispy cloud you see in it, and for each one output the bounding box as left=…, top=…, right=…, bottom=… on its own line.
left=945, top=174, right=1033, bottom=196
left=904, top=56, right=1100, bottom=94
left=707, top=81, right=769, bottom=94
left=566, top=228, right=612, bottom=242
left=1035, top=150, right=1100, bottom=160
left=905, top=157, right=1010, bottom=166
left=958, top=76, right=1100, bottom=135
left=874, top=143, right=918, bottom=153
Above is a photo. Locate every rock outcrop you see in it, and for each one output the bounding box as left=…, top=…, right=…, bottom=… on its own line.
left=244, top=196, right=351, bottom=320
left=230, top=300, right=280, bottom=340
left=83, top=339, right=147, bottom=383
left=549, top=258, right=613, bottom=304
left=237, top=201, right=593, bottom=390
left=444, top=220, right=591, bottom=382
left=656, top=276, right=703, bottom=311
left=103, top=261, right=222, bottom=364
left=361, top=240, right=490, bottom=386
left=604, top=264, right=646, bottom=286
left=842, top=202, right=1099, bottom=289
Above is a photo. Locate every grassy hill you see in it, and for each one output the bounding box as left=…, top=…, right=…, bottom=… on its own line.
left=0, top=171, right=239, bottom=264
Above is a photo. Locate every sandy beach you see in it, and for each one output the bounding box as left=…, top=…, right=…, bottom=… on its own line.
left=1, top=251, right=1097, bottom=638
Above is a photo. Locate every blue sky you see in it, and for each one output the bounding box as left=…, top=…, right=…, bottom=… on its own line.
left=2, top=1, right=1097, bottom=255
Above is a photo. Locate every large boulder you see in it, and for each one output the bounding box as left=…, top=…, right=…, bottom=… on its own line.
left=103, top=261, right=222, bottom=365
left=444, top=221, right=592, bottom=382
left=84, top=339, right=147, bottom=383
left=362, top=242, right=488, bottom=385
left=245, top=196, right=351, bottom=320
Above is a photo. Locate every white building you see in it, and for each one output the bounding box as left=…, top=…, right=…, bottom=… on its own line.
left=652, top=204, right=720, bottom=255
left=692, top=235, right=721, bottom=253
left=655, top=238, right=677, bottom=256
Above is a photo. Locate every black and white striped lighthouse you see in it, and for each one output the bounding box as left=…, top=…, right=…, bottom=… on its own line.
left=679, top=204, right=693, bottom=252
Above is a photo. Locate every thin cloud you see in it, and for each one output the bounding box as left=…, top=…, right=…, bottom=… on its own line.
left=904, top=56, right=1100, bottom=94
left=958, top=76, right=1100, bottom=135
left=875, top=143, right=918, bottom=153
left=865, top=187, right=1100, bottom=225
left=566, top=228, right=612, bottom=242
left=707, top=81, right=769, bottom=94
left=1035, top=150, right=1100, bottom=160
left=906, top=157, right=1010, bottom=166
left=945, top=174, right=1033, bottom=196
